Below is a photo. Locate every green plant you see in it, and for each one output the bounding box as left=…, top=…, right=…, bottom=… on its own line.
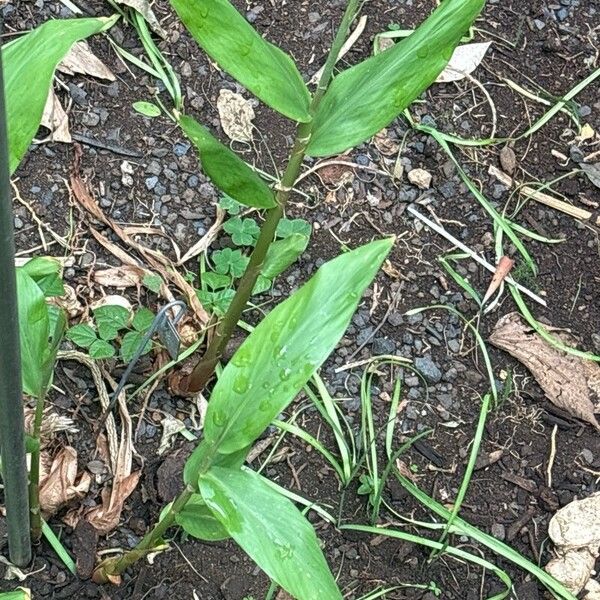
left=15, top=258, right=66, bottom=542
left=67, top=304, right=155, bottom=361
left=171, top=0, right=485, bottom=392
left=94, top=238, right=393, bottom=599
left=0, top=590, right=31, bottom=600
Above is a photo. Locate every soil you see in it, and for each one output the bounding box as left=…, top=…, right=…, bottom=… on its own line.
left=1, top=0, right=599, bottom=598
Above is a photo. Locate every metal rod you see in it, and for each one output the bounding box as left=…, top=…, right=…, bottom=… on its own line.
left=0, top=44, right=32, bottom=566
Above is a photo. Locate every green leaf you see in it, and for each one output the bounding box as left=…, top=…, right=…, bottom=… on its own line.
left=223, top=217, right=260, bottom=246
left=93, top=305, right=130, bottom=340
left=89, top=339, right=116, bottom=360
left=170, top=0, right=310, bottom=122
left=22, top=257, right=64, bottom=297
left=121, top=331, right=152, bottom=362
left=142, top=273, right=163, bottom=293
left=307, top=0, right=485, bottom=156
left=0, top=589, right=31, bottom=600
left=176, top=494, right=230, bottom=541
left=202, top=238, right=393, bottom=457
left=199, top=467, right=341, bottom=600
left=202, top=272, right=231, bottom=291
left=66, top=324, right=97, bottom=349
left=252, top=274, right=272, bottom=295
left=3, top=16, right=118, bottom=174
left=218, top=195, right=243, bottom=215
left=197, top=289, right=236, bottom=316
left=276, top=218, right=311, bottom=239
left=212, top=248, right=249, bottom=278
left=133, top=100, right=161, bottom=117
left=132, top=308, right=155, bottom=332
left=179, top=115, right=275, bottom=210
left=16, top=269, right=51, bottom=398
left=262, top=233, right=309, bottom=279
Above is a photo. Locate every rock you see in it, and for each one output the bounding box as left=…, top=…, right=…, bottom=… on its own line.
left=414, top=356, right=442, bottom=384
left=81, top=112, right=100, bottom=127
left=491, top=523, right=506, bottom=540
left=581, top=448, right=594, bottom=465
left=407, top=168, right=432, bottom=189
left=388, top=311, right=403, bottom=327
left=145, top=176, right=158, bottom=191
left=499, top=146, right=517, bottom=175
left=372, top=337, right=395, bottom=354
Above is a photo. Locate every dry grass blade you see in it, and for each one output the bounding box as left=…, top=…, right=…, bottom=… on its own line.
left=70, top=145, right=209, bottom=324
left=489, top=165, right=600, bottom=226
left=482, top=255, right=514, bottom=306
left=489, top=312, right=600, bottom=429
left=39, top=447, right=92, bottom=518
left=177, top=206, right=225, bottom=266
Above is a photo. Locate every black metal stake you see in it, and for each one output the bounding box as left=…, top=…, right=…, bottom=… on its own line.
left=0, top=45, right=32, bottom=566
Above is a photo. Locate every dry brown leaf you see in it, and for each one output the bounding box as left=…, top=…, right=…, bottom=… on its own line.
left=115, top=0, right=166, bottom=37
left=94, top=265, right=146, bottom=288
left=436, top=42, right=491, bottom=83
left=489, top=312, right=600, bottom=428
left=318, top=157, right=354, bottom=187
left=373, top=129, right=399, bottom=156
left=39, top=447, right=91, bottom=518
left=40, top=90, right=71, bottom=143
left=217, top=89, right=254, bottom=142
left=545, top=492, right=600, bottom=595
left=482, top=256, right=514, bottom=305
left=58, top=41, right=115, bottom=80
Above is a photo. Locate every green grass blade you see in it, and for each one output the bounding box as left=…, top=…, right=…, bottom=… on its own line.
left=42, top=521, right=76, bottom=575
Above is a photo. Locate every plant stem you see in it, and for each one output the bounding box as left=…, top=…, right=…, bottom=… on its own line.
left=29, top=392, right=46, bottom=542
left=185, top=0, right=362, bottom=393
left=0, top=48, right=32, bottom=567
left=95, top=485, right=195, bottom=581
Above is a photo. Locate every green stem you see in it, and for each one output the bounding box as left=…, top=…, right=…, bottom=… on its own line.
left=97, top=485, right=194, bottom=580
left=185, top=0, right=362, bottom=393
left=29, top=392, right=46, bottom=542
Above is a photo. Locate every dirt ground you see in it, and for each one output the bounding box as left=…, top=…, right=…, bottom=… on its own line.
left=1, top=0, right=599, bottom=598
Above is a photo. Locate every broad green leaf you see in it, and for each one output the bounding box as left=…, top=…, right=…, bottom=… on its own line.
left=121, top=330, right=152, bottom=362
left=307, top=0, right=485, bottom=156
left=142, top=273, right=163, bottom=293
left=276, top=218, right=311, bottom=239
left=16, top=269, right=50, bottom=398
left=202, top=272, right=231, bottom=291
left=202, top=238, right=393, bottom=456
left=133, top=100, right=161, bottom=117
left=22, top=257, right=64, bottom=297
left=262, top=233, right=309, bottom=279
left=3, top=16, right=118, bottom=174
left=176, top=494, right=230, bottom=541
left=199, top=467, right=341, bottom=600
left=184, top=441, right=251, bottom=485
left=197, top=288, right=235, bottom=316
left=89, top=339, right=116, bottom=359
left=170, top=0, right=310, bottom=122
left=179, top=115, right=275, bottom=210
left=93, top=304, right=130, bottom=340
left=252, top=274, right=272, bottom=295
left=132, top=308, right=155, bottom=332
left=0, top=589, right=31, bottom=600
left=66, top=324, right=97, bottom=349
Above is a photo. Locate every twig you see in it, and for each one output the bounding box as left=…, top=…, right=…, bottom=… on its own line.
left=71, top=133, right=143, bottom=158
left=546, top=424, right=558, bottom=488
left=407, top=206, right=547, bottom=307
left=489, top=165, right=599, bottom=226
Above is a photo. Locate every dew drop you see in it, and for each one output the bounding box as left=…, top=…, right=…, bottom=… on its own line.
left=259, top=398, right=270, bottom=411
left=233, top=374, right=250, bottom=394
left=212, top=410, right=227, bottom=427
left=279, top=368, right=292, bottom=382
left=232, top=346, right=251, bottom=367
left=199, top=5, right=210, bottom=18
left=416, top=45, right=429, bottom=59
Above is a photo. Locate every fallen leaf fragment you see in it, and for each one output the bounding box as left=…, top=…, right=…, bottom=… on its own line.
left=407, top=168, right=432, bottom=189
left=114, top=0, right=166, bottom=37
left=545, top=492, right=600, bottom=595
left=58, top=41, right=115, bottom=80
left=94, top=265, right=146, bottom=288
left=217, top=89, right=255, bottom=142
left=582, top=162, right=600, bottom=189
left=499, top=146, right=517, bottom=175
left=489, top=312, right=600, bottom=428
left=40, top=90, right=71, bottom=143
left=436, top=42, right=491, bottom=83
left=39, top=447, right=91, bottom=518
left=482, top=256, right=514, bottom=306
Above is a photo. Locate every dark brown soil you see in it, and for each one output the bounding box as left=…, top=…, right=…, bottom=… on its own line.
left=1, top=0, right=599, bottom=598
